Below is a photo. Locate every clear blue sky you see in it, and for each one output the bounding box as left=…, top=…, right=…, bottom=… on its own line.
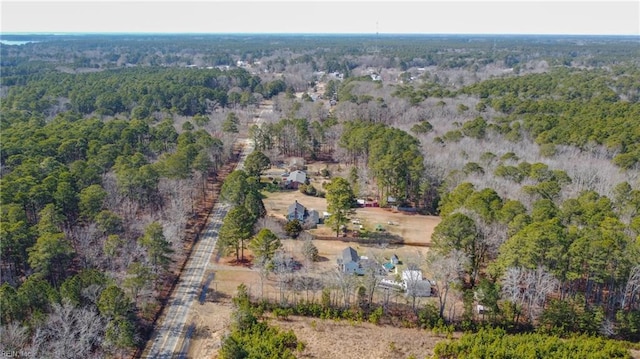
left=2, top=1, right=639, bottom=36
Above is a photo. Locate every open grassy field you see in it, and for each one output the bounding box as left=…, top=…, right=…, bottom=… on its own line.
left=271, top=315, right=456, bottom=359
left=187, top=299, right=454, bottom=359
left=261, top=187, right=440, bottom=246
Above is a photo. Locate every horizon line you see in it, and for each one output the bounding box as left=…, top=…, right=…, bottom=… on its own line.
left=2, top=31, right=639, bottom=37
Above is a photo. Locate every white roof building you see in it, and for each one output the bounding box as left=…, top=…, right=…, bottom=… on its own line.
left=287, top=170, right=307, bottom=184
left=401, top=270, right=431, bottom=297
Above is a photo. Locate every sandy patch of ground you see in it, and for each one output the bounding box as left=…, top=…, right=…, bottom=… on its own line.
left=352, top=207, right=440, bottom=246
left=186, top=300, right=233, bottom=359
left=186, top=267, right=262, bottom=359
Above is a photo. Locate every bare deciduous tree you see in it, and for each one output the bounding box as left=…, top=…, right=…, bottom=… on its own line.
left=81, top=284, right=105, bottom=307
left=332, top=269, right=356, bottom=308
left=272, top=250, right=295, bottom=305
left=456, top=208, right=508, bottom=272
left=426, top=249, right=468, bottom=321
left=622, top=265, right=640, bottom=310
left=0, top=322, right=29, bottom=353
left=501, top=266, right=559, bottom=323
left=359, top=252, right=385, bottom=309
left=293, top=275, right=324, bottom=303
left=31, top=301, right=104, bottom=359
left=73, top=223, right=100, bottom=269
left=300, top=239, right=319, bottom=269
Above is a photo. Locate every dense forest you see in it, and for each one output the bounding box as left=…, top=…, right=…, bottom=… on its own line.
left=1, top=33, right=639, bottom=357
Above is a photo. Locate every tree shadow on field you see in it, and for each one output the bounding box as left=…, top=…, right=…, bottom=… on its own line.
left=224, top=255, right=255, bottom=268
left=206, top=289, right=231, bottom=303
left=193, top=325, right=212, bottom=340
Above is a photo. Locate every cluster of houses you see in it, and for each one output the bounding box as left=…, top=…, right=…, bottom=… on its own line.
left=337, top=246, right=432, bottom=297
left=275, top=165, right=430, bottom=298
left=281, top=169, right=328, bottom=227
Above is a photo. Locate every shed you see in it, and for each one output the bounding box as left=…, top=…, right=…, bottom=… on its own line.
left=382, top=262, right=396, bottom=274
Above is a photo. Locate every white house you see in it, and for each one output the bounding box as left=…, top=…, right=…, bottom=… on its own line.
left=288, top=170, right=306, bottom=183
left=401, top=270, right=431, bottom=297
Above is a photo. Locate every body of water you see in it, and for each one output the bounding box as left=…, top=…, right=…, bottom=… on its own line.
left=0, top=40, right=38, bottom=45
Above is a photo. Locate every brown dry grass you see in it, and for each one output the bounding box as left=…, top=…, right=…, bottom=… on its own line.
left=187, top=299, right=454, bottom=359
left=261, top=186, right=440, bottom=246
left=272, top=315, right=454, bottom=359
left=187, top=245, right=440, bottom=359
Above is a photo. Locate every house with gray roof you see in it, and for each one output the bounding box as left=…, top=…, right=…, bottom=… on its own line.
left=307, top=210, right=320, bottom=226
left=287, top=200, right=306, bottom=221
left=337, top=246, right=365, bottom=275
left=286, top=200, right=320, bottom=227
left=285, top=170, right=307, bottom=189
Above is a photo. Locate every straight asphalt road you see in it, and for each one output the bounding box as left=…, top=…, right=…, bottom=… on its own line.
left=142, top=102, right=271, bottom=357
